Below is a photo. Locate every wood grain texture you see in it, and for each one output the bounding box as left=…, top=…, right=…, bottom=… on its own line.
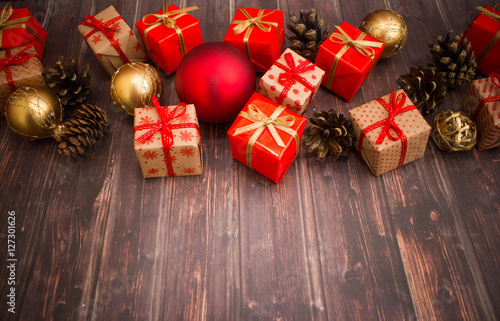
left=0, top=0, right=499, bottom=321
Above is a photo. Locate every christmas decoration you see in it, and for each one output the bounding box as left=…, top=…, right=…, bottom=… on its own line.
left=0, top=4, right=47, bottom=58
left=78, top=5, right=147, bottom=75
left=134, top=96, right=202, bottom=178
left=460, top=73, right=500, bottom=150
left=396, top=65, right=447, bottom=115
left=464, top=5, right=500, bottom=75
left=427, top=31, right=477, bottom=89
left=110, top=62, right=163, bottom=115
left=348, top=90, right=431, bottom=176
left=286, top=8, right=329, bottom=62
left=315, top=21, right=384, bottom=101
left=227, top=92, right=306, bottom=183
left=43, top=56, right=92, bottom=109
left=359, top=9, right=407, bottom=58
left=175, top=42, right=256, bottom=123
left=303, top=109, right=354, bottom=162
left=224, top=7, right=284, bottom=72
left=136, top=2, right=203, bottom=75
left=431, top=110, right=476, bottom=151
left=257, top=48, right=325, bottom=115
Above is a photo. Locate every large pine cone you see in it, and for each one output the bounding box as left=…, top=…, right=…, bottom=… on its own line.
left=286, top=9, right=329, bottom=62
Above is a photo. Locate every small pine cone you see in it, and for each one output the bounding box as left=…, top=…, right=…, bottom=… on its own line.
left=397, top=65, right=447, bottom=115
left=286, top=9, right=329, bottom=62
left=52, top=104, right=108, bottom=158
left=43, top=56, right=92, bottom=109
left=427, top=31, right=477, bottom=89
left=303, top=109, right=355, bottom=162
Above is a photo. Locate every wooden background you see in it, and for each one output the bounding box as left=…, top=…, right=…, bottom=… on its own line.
left=0, top=0, right=499, bottom=320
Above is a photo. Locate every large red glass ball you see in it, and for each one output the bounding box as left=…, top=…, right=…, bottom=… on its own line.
left=175, top=42, right=256, bottom=123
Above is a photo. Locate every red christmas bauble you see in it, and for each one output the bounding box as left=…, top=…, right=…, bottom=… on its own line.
left=175, top=42, right=256, bottom=123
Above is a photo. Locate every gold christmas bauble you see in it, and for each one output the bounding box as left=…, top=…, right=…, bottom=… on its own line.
left=359, top=9, right=407, bottom=58
left=110, top=62, right=163, bottom=115
left=431, top=110, right=476, bottom=151
left=5, top=86, right=63, bottom=139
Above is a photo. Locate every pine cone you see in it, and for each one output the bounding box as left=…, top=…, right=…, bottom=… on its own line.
left=286, top=9, right=329, bottom=62
left=427, top=31, right=477, bottom=89
left=43, top=56, right=92, bottom=109
left=52, top=104, right=108, bottom=158
left=303, top=109, right=354, bottom=162
left=397, top=65, right=447, bottom=115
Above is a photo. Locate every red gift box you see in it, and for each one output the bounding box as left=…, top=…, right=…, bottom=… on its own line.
left=315, top=21, right=384, bottom=101
left=227, top=92, right=306, bottom=183
left=464, top=5, right=500, bottom=76
left=136, top=2, right=203, bottom=75
left=0, top=4, right=47, bottom=58
left=224, top=7, right=284, bottom=72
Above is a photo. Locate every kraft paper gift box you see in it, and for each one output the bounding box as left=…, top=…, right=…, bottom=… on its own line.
left=257, top=48, right=325, bottom=116
left=79, top=5, right=147, bottom=75
left=349, top=90, right=432, bottom=176
left=134, top=97, right=202, bottom=178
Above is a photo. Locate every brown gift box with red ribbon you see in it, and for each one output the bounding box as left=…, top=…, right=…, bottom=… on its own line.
left=316, top=21, right=384, bottom=102
left=134, top=97, right=202, bottom=178
left=227, top=92, right=306, bottom=183
left=464, top=5, right=500, bottom=76
left=461, top=74, right=500, bottom=150
left=349, top=90, right=431, bottom=176
left=135, top=3, right=203, bottom=75
left=0, top=4, right=47, bottom=59
left=0, top=44, right=45, bottom=116
left=224, top=7, right=284, bottom=72
left=78, top=5, right=147, bottom=76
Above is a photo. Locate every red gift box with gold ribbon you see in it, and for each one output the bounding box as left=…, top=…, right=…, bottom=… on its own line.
left=227, top=92, right=306, bottom=183
left=224, top=7, right=284, bottom=72
left=464, top=5, right=500, bottom=76
left=136, top=2, right=203, bottom=75
left=0, top=4, right=47, bottom=59
left=316, top=21, right=384, bottom=101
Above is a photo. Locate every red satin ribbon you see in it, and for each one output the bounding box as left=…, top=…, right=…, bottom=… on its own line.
left=80, top=15, right=130, bottom=63
left=135, top=96, right=200, bottom=176
left=471, top=73, right=500, bottom=121
left=274, top=52, right=316, bottom=104
left=0, top=44, right=37, bottom=92
left=357, top=91, right=415, bottom=168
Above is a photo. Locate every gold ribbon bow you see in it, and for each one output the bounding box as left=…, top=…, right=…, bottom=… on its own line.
left=142, top=2, right=198, bottom=60
left=326, top=25, right=383, bottom=88
left=0, top=4, right=44, bottom=48
left=234, top=104, right=299, bottom=169
left=475, top=5, right=500, bottom=65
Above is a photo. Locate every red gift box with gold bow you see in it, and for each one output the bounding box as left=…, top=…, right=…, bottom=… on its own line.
left=136, top=2, right=203, bottom=75
left=349, top=90, right=431, bottom=176
left=316, top=21, right=384, bottom=101
left=227, top=92, right=306, bottom=183
left=224, top=7, right=284, bottom=72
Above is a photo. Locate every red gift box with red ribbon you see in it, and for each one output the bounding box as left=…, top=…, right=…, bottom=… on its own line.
left=136, top=3, right=203, bottom=75
left=227, top=92, right=306, bottom=183
left=464, top=5, right=500, bottom=76
left=0, top=4, right=47, bottom=59
left=316, top=21, right=384, bottom=101
left=134, top=97, right=202, bottom=178
left=349, top=90, right=431, bottom=176
left=224, top=7, right=284, bottom=72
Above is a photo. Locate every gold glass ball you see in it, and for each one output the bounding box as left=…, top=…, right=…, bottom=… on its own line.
left=359, top=9, right=407, bottom=58
left=110, top=62, right=163, bottom=115
left=431, top=110, right=477, bottom=151
left=5, top=86, right=63, bottom=139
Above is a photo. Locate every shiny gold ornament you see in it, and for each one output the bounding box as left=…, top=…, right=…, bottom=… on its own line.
left=431, top=110, right=476, bottom=151
left=110, top=62, right=163, bottom=115
left=359, top=9, right=407, bottom=58
left=5, top=86, right=63, bottom=139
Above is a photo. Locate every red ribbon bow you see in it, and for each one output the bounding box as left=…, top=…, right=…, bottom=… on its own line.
left=274, top=52, right=316, bottom=105
left=135, top=96, right=200, bottom=176
left=0, top=44, right=38, bottom=92
left=80, top=15, right=130, bottom=63
left=471, top=73, right=500, bottom=121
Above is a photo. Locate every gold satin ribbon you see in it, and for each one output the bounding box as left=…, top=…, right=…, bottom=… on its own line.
left=326, top=25, right=382, bottom=88
left=142, top=2, right=198, bottom=62
left=475, top=6, right=500, bottom=65
left=231, top=8, right=282, bottom=61
left=234, top=104, right=299, bottom=169
left=0, top=4, right=45, bottom=48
